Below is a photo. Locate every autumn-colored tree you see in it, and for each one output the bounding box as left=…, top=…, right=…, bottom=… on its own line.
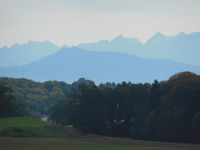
left=0, top=77, right=70, bottom=115
left=140, top=72, right=200, bottom=143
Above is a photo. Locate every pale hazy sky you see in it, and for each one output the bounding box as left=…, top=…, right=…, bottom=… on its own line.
left=0, top=0, right=200, bottom=48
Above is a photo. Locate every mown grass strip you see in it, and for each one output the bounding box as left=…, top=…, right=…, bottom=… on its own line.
left=0, top=138, right=185, bottom=150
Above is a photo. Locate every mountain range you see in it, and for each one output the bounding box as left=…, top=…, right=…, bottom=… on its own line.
left=77, top=32, right=200, bottom=66
left=0, top=40, right=68, bottom=67
left=1, top=32, right=200, bottom=67
left=0, top=47, right=199, bottom=84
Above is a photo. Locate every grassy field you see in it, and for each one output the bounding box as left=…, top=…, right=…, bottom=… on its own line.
left=0, top=125, right=102, bottom=138
left=1, top=117, right=200, bottom=150
left=1, top=137, right=199, bottom=150
left=0, top=117, right=52, bottom=133
left=0, top=117, right=101, bottom=138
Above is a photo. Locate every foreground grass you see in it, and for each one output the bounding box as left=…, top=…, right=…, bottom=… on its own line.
left=0, top=117, right=52, bottom=133
left=0, top=117, right=102, bottom=138
left=0, top=125, right=101, bottom=138
left=0, top=137, right=189, bottom=150
left=0, top=117, right=199, bottom=150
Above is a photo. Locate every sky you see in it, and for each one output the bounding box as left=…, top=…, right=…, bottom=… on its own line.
left=0, top=0, right=200, bottom=48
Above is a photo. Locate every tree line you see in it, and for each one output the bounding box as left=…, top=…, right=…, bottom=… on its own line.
left=1, top=72, right=200, bottom=143
left=0, top=77, right=117, bottom=116
left=0, top=77, right=116, bottom=118
left=48, top=72, right=200, bottom=143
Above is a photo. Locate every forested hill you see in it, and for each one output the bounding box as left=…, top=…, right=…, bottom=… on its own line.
left=0, top=77, right=116, bottom=115
left=1, top=47, right=200, bottom=85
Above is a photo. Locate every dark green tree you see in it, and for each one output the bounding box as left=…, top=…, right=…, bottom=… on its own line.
left=190, top=113, right=200, bottom=143
left=62, top=83, right=109, bottom=134
left=0, top=83, right=16, bottom=116
left=148, top=79, right=161, bottom=112
left=47, top=98, right=67, bottom=124
left=139, top=72, right=200, bottom=143
left=2, top=98, right=30, bottom=118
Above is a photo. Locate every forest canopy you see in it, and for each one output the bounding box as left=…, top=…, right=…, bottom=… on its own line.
left=47, top=72, right=200, bottom=143
left=0, top=78, right=71, bottom=115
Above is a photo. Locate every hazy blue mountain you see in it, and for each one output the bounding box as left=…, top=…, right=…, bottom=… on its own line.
left=145, top=32, right=173, bottom=45
left=60, top=44, right=69, bottom=49
left=140, top=32, right=200, bottom=66
left=0, top=47, right=199, bottom=85
left=0, top=40, right=68, bottom=67
left=77, top=32, right=200, bottom=66
left=77, top=35, right=143, bottom=54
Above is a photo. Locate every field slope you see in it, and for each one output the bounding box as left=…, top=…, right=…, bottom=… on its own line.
left=1, top=137, right=200, bottom=150
left=1, top=117, right=200, bottom=149
left=0, top=117, right=52, bottom=133
left=0, top=117, right=101, bottom=138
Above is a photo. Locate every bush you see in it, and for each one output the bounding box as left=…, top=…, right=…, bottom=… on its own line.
left=60, top=118, right=67, bottom=129
left=79, top=126, right=90, bottom=134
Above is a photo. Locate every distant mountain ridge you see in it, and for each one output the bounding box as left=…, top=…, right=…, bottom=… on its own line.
left=77, top=32, right=200, bottom=66
left=0, top=40, right=69, bottom=67
left=77, top=35, right=143, bottom=54
left=1, top=31, right=200, bottom=67
left=0, top=47, right=199, bottom=84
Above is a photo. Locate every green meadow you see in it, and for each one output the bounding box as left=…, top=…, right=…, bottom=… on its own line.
left=0, top=117, right=200, bottom=150
left=0, top=137, right=189, bottom=150
left=0, top=117, right=52, bottom=133
left=0, top=117, right=100, bottom=138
